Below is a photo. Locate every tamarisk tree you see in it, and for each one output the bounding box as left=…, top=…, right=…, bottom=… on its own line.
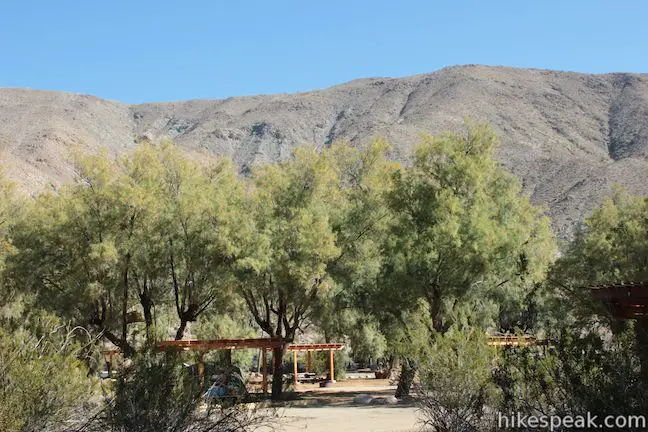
left=381, top=124, right=556, bottom=396
left=239, top=141, right=396, bottom=399
left=6, top=143, right=246, bottom=352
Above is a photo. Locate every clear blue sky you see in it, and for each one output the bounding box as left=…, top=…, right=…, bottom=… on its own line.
left=1, top=0, right=646, bottom=104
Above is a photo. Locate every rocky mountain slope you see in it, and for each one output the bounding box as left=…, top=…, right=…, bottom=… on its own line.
left=2, top=65, right=648, bottom=237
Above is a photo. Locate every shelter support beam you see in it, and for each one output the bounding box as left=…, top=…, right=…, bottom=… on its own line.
left=293, top=351, right=298, bottom=386
left=261, top=348, right=268, bottom=395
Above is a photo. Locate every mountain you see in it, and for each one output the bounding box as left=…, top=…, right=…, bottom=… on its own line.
left=2, top=65, right=648, bottom=237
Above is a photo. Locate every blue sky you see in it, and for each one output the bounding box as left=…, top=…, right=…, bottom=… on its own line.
left=1, top=1, right=646, bottom=103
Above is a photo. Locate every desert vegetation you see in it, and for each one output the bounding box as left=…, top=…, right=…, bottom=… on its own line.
left=1, top=123, right=647, bottom=431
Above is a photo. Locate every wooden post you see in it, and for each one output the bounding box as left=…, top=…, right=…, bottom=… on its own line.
left=261, top=348, right=268, bottom=395
left=293, top=351, right=298, bottom=386
left=272, top=348, right=276, bottom=370
left=329, top=349, right=335, bottom=383
left=198, top=352, right=205, bottom=385
left=225, top=349, right=232, bottom=367
left=306, top=351, right=312, bottom=373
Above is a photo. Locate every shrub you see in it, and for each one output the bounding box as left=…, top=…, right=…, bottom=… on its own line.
left=417, top=329, right=500, bottom=432
left=0, top=320, right=93, bottom=432
left=310, top=349, right=348, bottom=381
left=494, top=325, right=648, bottom=426
left=93, top=350, right=275, bottom=432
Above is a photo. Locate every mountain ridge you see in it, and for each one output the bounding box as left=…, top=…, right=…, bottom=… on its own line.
left=2, top=65, right=648, bottom=237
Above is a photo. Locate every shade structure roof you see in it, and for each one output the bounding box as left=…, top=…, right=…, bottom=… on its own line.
left=107, top=336, right=533, bottom=353
left=103, top=337, right=344, bottom=394
left=590, top=281, right=648, bottom=319
left=287, top=343, right=345, bottom=352
left=157, top=338, right=344, bottom=352
left=487, top=334, right=537, bottom=347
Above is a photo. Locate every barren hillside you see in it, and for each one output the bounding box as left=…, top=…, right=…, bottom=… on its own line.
left=2, top=65, right=648, bottom=237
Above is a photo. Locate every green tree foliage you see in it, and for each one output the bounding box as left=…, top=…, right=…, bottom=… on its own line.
left=0, top=171, right=20, bottom=300
left=555, top=188, right=648, bottom=284
left=239, top=146, right=339, bottom=399
left=381, top=301, right=434, bottom=397
left=485, top=185, right=648, bottom=431
left=308, top=349, right=349, bottom=381
left=0, top=315, right=93, bottom=432
left=6, top=143, right=247, bottom=354
left=1, top=127, right=562, bottom=412
left=309, top=139, right=399, bottom=362
left=153, top=147, right=248, bottom=340
left=547, top=187, right=648, bottom=389
left=6, top=150, right=135, bottom=352
left=417, top=329, right=500, bottom=432
left=383, top=124, right=556, bottom=335
left=238, top=140, right=397, bottom=399
left=240, top=145, right=340, bottom=340
left=194, top=306, right=258, bottom=370
left=347, top=318, right=387, bottom=366
left=549, top=188, right=648, bottom=324
left=495, top=327, right=648, bottom=427
left=360, top=124, right=556, bottom=398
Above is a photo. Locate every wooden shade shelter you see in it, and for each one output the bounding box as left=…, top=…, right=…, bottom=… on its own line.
left=487, top=334, right=538, bottom=347
left=107, top=338, right=344, bottom=394
left=590, top=281, right=648, bottom=382
left=158, top=337, right=285, bottom=351
left=590, top=282, right=648, bottom=319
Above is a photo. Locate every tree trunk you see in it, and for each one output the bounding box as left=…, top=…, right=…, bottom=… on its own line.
left=122, top=278, right=129, bottom=343
left=104, top=329, right=135, bottom=358
left=429, top=285, right=446, bottom=334
left=395, top=357, right=416, bottom=398
left=122, top=254, right=131, bottom=343
left=140, top=293, right=153, bottom=342
left=175, top=305, right=198, bottom=341
left=271, top=345, right=286, bottom=400
left=175, top=320, right=187, bottom=341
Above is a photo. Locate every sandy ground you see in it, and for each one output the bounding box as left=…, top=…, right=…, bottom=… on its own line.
left=277, top=405, right=420, bottom=432
left=265, top=380, right=422, bottom=432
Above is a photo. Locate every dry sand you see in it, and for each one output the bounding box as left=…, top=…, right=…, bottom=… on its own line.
left=268, top=380, right=421, bottom=432
left=277, top=405, right=420, bottom=432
